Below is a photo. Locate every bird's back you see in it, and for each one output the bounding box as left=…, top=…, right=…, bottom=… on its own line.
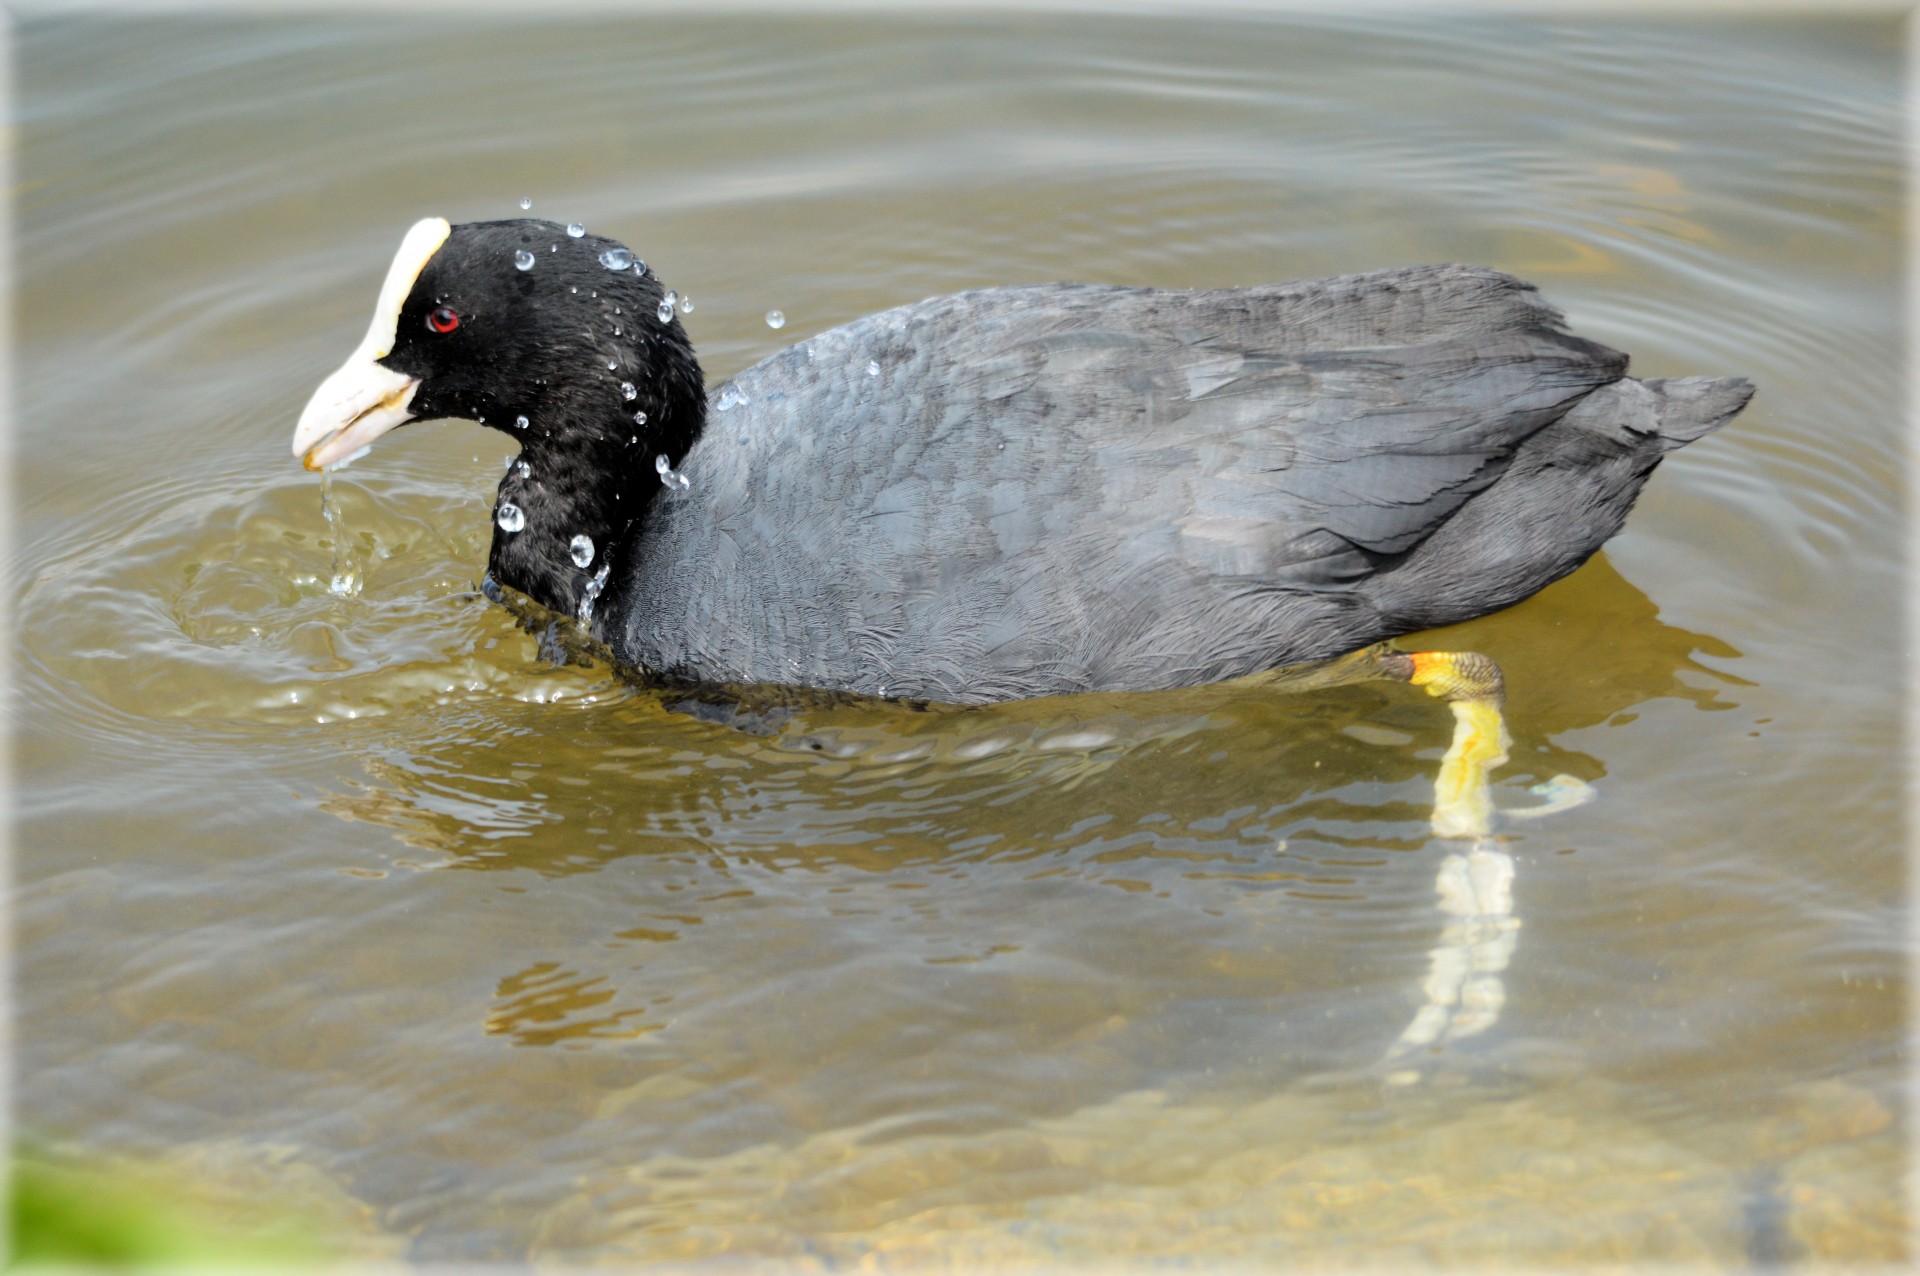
left=608, top=265, right=1734, bottom=702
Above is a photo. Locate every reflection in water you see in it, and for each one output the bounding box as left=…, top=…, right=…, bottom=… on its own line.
left=1383, top=838, right=1522, bottom=1080
left=289, top=552, right=1743, bottom=1074
left=486, top=962, right=658, bottom=1046
left=312, top=551, right=1727, bottom=877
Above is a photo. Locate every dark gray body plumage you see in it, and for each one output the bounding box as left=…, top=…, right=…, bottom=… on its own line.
left=602, top=265, right=1749, bottom=704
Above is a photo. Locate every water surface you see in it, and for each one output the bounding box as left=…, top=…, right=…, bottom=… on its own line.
left=12, top=10, right=1906, bottom=1265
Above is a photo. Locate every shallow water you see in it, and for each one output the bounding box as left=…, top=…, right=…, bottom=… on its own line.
left=12, top=10, right=1906, bottom=1266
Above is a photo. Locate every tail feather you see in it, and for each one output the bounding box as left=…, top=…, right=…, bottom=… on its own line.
left=1644, top=376, right=1754, bottom=451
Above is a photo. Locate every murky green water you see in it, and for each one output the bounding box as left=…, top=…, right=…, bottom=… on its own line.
left=13, top=11, right=1906, bottom=1266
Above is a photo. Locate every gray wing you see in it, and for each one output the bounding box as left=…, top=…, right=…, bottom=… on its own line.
left=615, top=265, right=1625, bottom=701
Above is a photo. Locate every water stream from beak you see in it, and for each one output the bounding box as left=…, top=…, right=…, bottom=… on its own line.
left=320, top=471, right=361, bottom=597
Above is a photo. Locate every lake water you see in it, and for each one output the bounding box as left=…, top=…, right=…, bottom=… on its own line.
left=12, top=10, right=1907, bottom=1266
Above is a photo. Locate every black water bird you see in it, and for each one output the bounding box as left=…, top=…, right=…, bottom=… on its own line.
left=294, top=217, right=1751, bottom=835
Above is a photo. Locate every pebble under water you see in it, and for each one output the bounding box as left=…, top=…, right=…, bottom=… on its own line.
left=11, top=11, right=1906, bottom=1266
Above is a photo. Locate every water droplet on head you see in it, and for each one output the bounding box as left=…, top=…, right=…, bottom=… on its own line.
left=515, top=414, right=529, bottom=430
left=514, top=249, right=535, bottom=271
left=607, top=359, right=618, bottom=370
left=612, top=324, right=623, bottom=336
left=632, top=261, right=647, bottom=277
left=496, top=502, right=525, bottom=532
left=766, top=310, right=785, bottom=329
left=599, top=247, right=632, bottom=271
left=519, top=196, right=533, bottom=210
left=867, top=360, right=880, bottom=377
left=621, top=382, right=637, bottom=401
left=633, top=409, right=648, bottom=425
left=549, top=244, right=558, bottom=253
left=570, top=534, right=595, bottom=568
left=656, top=301, right=674, bottom=323
left=569, top=286, right=577, bottom=294
left=567, top=223, right=585, bottom=238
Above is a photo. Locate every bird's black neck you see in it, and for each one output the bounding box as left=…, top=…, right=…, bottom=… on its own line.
left=487, top=437, right=635, bottom=624
left=485, top=343, right=705, bottom=625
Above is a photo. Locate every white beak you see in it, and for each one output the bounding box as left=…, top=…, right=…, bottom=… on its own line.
left=292, top=217, right=450, bottom=471
left=294, top=362, right=419, bottom=471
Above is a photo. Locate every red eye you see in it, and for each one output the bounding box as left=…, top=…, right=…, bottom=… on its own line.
left=427, top=307, right=460, bottom=334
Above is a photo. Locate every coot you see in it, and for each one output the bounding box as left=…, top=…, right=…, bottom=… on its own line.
left=294, top=218, right=1751, bottom=835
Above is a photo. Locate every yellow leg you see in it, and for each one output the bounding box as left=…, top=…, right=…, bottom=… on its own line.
left=1251, top=643, right=1579, bottom=837
left=1404, top=651, right=1511, bottom=839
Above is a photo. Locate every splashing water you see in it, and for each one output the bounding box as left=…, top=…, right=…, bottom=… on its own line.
left=766, top=309, right=785, bottom=329
left=679, top=294, right=694, bottom=314
left=518, top=196, right=532, bottom=210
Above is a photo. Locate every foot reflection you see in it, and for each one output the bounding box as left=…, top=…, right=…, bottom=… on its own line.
left=1382, top=837, right=1522, bottom=1085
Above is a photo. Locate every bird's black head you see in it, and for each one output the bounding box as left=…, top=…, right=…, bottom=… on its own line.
left=295, top=217, right=706, bottom=620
